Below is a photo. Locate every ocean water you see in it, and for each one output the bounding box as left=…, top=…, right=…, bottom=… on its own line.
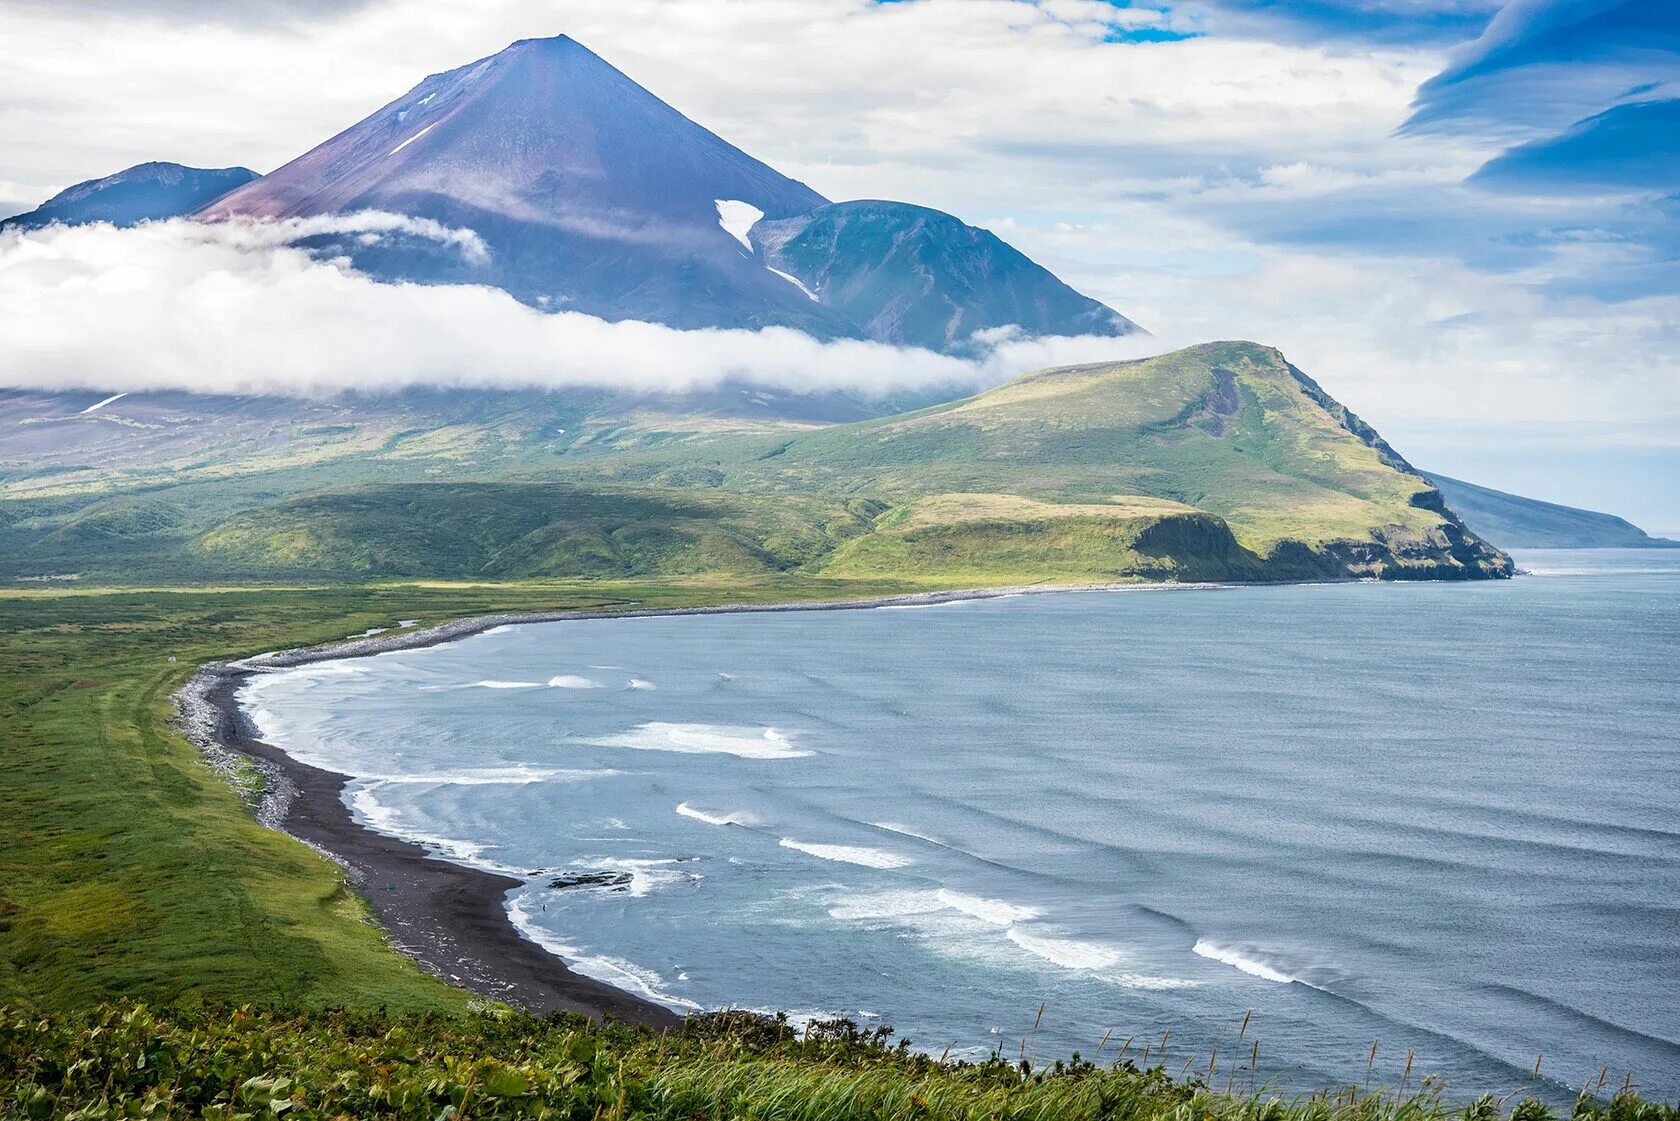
left=242, top=550, right=1680, bottom=1100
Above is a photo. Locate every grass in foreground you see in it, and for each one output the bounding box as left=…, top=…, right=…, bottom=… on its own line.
left=0, top=577, right=922, bottom=1012
left=8, top=1003, right=1673, bottom=1121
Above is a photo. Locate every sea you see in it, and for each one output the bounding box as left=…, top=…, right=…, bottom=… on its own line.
left=240, top=550, right=1680, bottom=1100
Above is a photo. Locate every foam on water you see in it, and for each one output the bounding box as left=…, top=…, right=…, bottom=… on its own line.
left=573, top=856, right=697, bottom=898
left=627, top=678, right=657, bottom=690
left=935, top=889, right=1040, bottom=925
left=506, top=893, right=698, bottom=1010
left=877, top=601, right=969, bottom=611
left=1192, top=939, right=1296, bottom=983
left=780, top=838, right=911, bottom=869
left=369, top=765, right=617, bottom=786
left=547, top=675, right=603, bottom=689
left=676, top=802, right=760, bottom=827
left=821, top=889, right=1183, bottom=989
left=470, top=679, right=543, bottom=689
left=1006, top=927, right=1123, bottom=971
left=584, top=722, right=809, bottom=759
left=824, top=890, right=1002, bottom=950
left=244, top=662, right=367, bottom=689
left=345, top=785, right=516, bottom=872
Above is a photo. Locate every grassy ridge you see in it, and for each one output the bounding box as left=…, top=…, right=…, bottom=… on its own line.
left=6, top=1003, right=1668, bottom=1121
left=0, top=578, right=917, bottom=1011
left=710, top=343, right=1446, bottom=548
left=1, top=343, right=1512, bottom=586
left=191, top=485, right=888, bottom=580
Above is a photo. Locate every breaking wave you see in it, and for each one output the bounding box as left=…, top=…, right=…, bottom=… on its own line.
left=1192, top=939, right=1297, bottom=983
left=935, top=889, right=1040, bottom=925
left=583, top=722, right=810, bottom=759
left=370, top=765, right=617, bottom=786
left=779, top=838, right=911, bottom=869
left=676, top=802, right=760, bottom=827
left=506, top=893, right=698, bottom=1010
left=1006, top=927, right=1122, bottom=970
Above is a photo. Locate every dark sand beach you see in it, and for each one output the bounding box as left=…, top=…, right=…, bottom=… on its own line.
left=175, top=583, right=1189, bottom=1021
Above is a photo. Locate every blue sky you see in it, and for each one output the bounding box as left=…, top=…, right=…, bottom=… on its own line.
left=2, top=0, right=1677, bottom=528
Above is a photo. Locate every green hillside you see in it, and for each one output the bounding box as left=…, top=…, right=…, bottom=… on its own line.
left=603, top=341, right=1511, bottom=581
left=1428, top=473, right=1678, bottom=549
left=191, top=484, right=886, bottom=580
left=751, top=199, right=1139, bottom=350
left=2, top=343, right=1511, bottom=586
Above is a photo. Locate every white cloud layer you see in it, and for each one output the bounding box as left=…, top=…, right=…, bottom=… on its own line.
left=2, top=0, right=1675, bottom=523
left=0, top=218, right=1157, bottom=398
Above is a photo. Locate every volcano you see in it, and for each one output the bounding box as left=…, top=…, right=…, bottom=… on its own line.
left=199, top=35, right=1138, bottom=350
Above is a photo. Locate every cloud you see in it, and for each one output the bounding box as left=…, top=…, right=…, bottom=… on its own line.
left=2, top=0, right=1677, bottom=523
left=0, top=217, right=1159, bottom=399
left=1469, top=97, right=1680, bottom=193
left=1403, top=0, right=1680, bottom=138
left=194, top=211, right=491, bottom=261
left=0, top=0, right=1441, bottom=220
left=2, top=0, right=378, bottom=27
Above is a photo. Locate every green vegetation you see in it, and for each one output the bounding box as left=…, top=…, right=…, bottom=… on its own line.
left=821, top=494, right=1273, bottom=584
left=192, top=485, right=888, bottom=580
left=2, top=344, right=1512, bottom=586
left=0, top=563, right=1662, bottom=1116
left=714, top=344, right=1456, bottom=548
left=8, top=1002, right=1664, bottom=1121
left=579, top=342, right=1510, bottom=580
left=0, top=579, right=918, bottom=1011
left=752, top=199, right=1137, bottom=350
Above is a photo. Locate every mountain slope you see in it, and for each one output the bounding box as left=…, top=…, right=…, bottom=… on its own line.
left=198, top=35, right=851, bottom=334
left=0, top=345, right=1511, bottom=585
left=1, top=162, right=257, bottom=231
left=189, top=483, right=884, bottom=580
left=197, top=34, right=1137, bottom=349
left=610, top=341, right=1512, bottom=580
left=751, top=200, right=1140, bottom=351
left=1428, top=473, right=1679, bottom=548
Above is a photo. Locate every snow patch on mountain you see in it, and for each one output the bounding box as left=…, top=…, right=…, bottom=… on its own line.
left=715, top=199, right=763, bottom=253
left=391, top=123, right=437, bottom=156
left=768, top=266, right=818, bottom=302
left=79, top=392, right=127, bottom=414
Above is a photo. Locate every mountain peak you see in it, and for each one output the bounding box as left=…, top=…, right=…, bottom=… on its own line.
left=195, top=35, right=1140, bottom=350
left=2, top=162, right=257, bottom=231
left=506, top=33, right=583, bottom=51
left=196, top=34, right=843, bottom=329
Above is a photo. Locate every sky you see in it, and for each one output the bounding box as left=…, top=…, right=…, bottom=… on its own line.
left=2, top=0, right=1677, bottom=528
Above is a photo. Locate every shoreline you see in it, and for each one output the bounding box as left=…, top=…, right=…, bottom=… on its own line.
left=173, top=580, right=1222, bottom=1021
left=179, top=665, right=681, bottom=1026
left=231, top=579, right=1217, bottom=670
